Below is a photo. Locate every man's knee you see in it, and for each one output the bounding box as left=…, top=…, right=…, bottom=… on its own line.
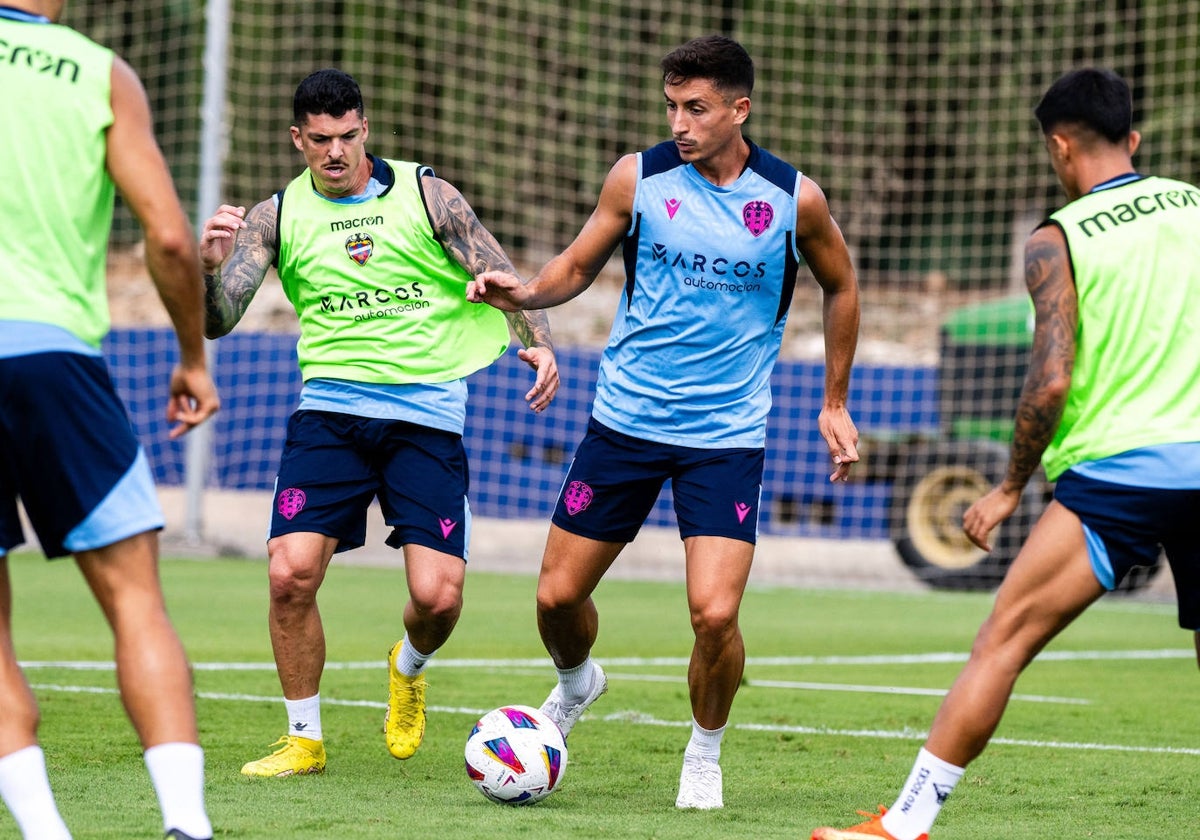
left=689, top=599, right=740, bottom=642
left=266, top=546, right=324, bottom=604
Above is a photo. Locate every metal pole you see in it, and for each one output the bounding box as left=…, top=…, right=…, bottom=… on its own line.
left=183, top=0, right=231, bottom=545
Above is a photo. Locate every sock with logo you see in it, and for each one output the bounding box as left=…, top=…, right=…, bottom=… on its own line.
left=285, top=693, right=322, bottom=741
left=880, top=747, right=964, bottom=840
left=556, top=657, right=598, bottom=703
left=396, top=634, right=435, bottom=677
left=145, top=742, right=213, bottom=839
left=685, top=718, right=725, bottom=761
left=0, top=745, right=72, bottom=840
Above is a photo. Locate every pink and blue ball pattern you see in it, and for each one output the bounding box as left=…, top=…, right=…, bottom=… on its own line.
left=542, top=744, right=564, bottom=789
left=502, top=707, right=543, bottom=730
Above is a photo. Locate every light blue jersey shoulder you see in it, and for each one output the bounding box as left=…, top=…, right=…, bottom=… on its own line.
left=592, top=141, right=801, bottom=447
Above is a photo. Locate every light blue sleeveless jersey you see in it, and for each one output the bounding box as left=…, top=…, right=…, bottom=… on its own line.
left=592, top=141, right=801, bottom=448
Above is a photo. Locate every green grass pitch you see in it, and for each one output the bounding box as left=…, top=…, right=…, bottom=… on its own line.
left=4, top=553, right=1196, bottom=839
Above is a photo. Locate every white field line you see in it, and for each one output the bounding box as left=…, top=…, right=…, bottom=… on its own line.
left=19, top=648, right=1195, bottom=673
left=22, top=648, right=1200, bottom=756
left=24, top=682, right=1200, bottom=758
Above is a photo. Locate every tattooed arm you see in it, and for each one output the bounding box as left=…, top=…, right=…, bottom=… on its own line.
left=1003, top=224, right=1076, bottom=491
left=422, top=175, right=554, bottom=351
left=198, top=199, right=278, bottom=339
left=422, top=175, right=559, bottom=411
left=962, top=223, right=1076, bottom=550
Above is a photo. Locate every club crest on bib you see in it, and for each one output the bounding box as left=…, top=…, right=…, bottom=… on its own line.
left=563, top=480, right=593, bottom=516
left=742, top=200, right=774, bottom=237
left=345, top=232, right=374, bottom=265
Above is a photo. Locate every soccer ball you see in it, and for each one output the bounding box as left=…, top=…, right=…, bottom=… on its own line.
left=464, top=704, right=568, bottom=805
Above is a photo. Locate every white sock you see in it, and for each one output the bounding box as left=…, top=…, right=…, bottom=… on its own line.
left=395, top=634, right=435, bottom=677
left=284, top=693, right=322, bottom=740
left=685, top=718, right=725, bottom=761
left=144, top=743, right=211, bottom=839
left=556, top=657, right=596, bottom=702
left=0, top=746, right=71, bottom=840
left=881, top=747, right=964, bottom=840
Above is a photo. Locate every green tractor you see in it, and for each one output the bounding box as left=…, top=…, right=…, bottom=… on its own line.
left=881, top=296, right=1162, bottom=592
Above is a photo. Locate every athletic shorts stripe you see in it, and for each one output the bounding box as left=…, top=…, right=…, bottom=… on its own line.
left=551, top=417, right=764, bottom=544
left=0, top=351, right=160, bottom=558
left=268, top=410, right=472, bottom=560
left=1054, top=469, right=1200, bottom=628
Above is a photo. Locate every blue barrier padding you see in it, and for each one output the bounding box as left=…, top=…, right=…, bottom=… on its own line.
left=102, top=329, right=936, bottom=539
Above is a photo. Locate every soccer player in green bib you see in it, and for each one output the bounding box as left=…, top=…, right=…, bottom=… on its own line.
left=813, top=68, right=1200, bottom=840
left=200, top=69, right=558, bottom=778
left=0, top=3, right=220, bottom=838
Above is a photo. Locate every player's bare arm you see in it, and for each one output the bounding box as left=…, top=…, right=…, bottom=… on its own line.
left=795, top=176, right=861, bottom=480
left=470, top=155, right=635, bottom=311
left=1004, top=224, right=1075, bottom=492
left=108, top=56, right=206, bottom=365
left=962, top=224, right=1075, bottom=550
left=201, top=199, right=277, bottom=339
left=107, top=54, right=219, bottom=435
left=423, top=176, right=552, bottom=347
left=424, top=175, right=560, bottom=410
left=535, top=154, right=636, bottom=305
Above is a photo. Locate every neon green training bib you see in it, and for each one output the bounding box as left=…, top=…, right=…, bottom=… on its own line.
left=276, top=159, right=509, bottom=384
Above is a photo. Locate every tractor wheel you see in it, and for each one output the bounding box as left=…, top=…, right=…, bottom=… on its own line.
left=891, top=440, right=1045, bottom=591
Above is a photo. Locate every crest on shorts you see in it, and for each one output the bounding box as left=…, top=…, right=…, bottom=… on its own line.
left=742, top=201, right=774, bottom=237
left=277, top=487, right=306, bottom=520
left=563, top=480, right=594, bottom=516
left=345, top=232, right=374, bottom=265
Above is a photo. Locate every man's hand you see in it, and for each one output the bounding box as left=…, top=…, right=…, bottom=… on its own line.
left=166, top=364, right=220, bottom=439
left=467, top=271, right=531, bottom=311
left=819, top=405, right=859, bottom=482
left=517, top=346, right=559, bottom=413
left=199, top=204, right=248, bottom=272
left=962, top=485, right=1022, bottom=551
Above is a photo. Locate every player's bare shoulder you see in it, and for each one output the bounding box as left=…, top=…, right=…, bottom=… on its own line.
left=243, top=196, right=280, bottom=254
left=419, top=174, right=469, bottom=232
left=794, top=173, right=835, bottom=236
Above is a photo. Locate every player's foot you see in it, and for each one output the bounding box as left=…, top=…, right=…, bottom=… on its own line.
left=165, top=830, right=212, bottom=840
left=811, top=807, right=928, bottom=840
left=675, top=751, right=723, bottom=809
left=384, top=640, right=428, bottom=759
left=539, top=660, right=607, bottom=738
left=239, top=735, right=325, bottom=777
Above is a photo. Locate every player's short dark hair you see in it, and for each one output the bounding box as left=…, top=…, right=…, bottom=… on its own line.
left=1034, top=68, right=1132, bottom=144
left=661, top=35, right=754, bottom=100
left=293, top=68, right=364, bottom=125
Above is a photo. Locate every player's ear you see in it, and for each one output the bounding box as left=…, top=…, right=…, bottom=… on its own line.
left=1046, top=131, right=1070, bottom=163
left=1127, top=129, right=1141, bottom=157
left=290, top=125, right=302, bottom=151
left=733, top=96, right=751, bottom=126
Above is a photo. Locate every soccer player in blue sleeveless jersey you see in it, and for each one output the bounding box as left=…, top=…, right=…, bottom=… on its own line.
left=813, top=69, right=1200, bottom=840
left=469, top=35, right=861, bottom=809
left=0, top=3, right=220, bottom=838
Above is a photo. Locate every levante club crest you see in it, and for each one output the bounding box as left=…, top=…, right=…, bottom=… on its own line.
left=345, top=232, right=374, bottom=265
left=742, top=200, right=774, bottom=237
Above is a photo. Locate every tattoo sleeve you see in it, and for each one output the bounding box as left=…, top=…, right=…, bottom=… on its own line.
left=203, top=199, right=278, bottom=337
left=423, top=175, right=554, bottom=350
left=1005, top=232, right=1076, bottom=491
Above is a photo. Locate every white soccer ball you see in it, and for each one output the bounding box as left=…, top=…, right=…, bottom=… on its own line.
left=464, top=704, right=568, bottom=805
